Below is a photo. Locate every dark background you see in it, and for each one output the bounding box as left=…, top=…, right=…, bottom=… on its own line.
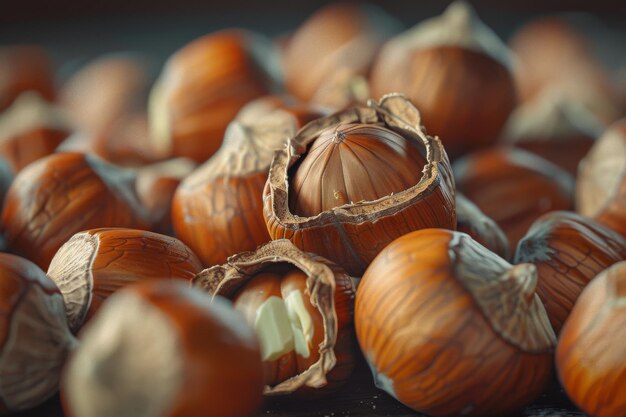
left=1, top=0, right=625, bottom=84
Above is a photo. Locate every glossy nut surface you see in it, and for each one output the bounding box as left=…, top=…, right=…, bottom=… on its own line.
left=263, top=94, right=456, bottom=276
left=556, top=261, right=626, bottom=417
left=1, top=152, right=151, bottom=269
left=515, top=211, right=626, bottom=333
left=356, top=229, right=556, bottom=417
left=47, top=227, right=203, bottom=332
left=370, top=2, right=516, bottom=158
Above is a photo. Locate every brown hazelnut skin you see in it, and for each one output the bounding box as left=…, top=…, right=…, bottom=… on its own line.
left=556, top=261, right=626, bottom=417
left=282, top=2, right=397, bottom=103
left=59, top=55, right=149, bottom=138
left=172, top=96, right=322, bottom=267
left=263, top=94, right=456, bottom=276
left=453, top=147, right=575, bottom=248
left=194, top=239, right=356, bottom=397
left=514, top=211, right=626, bottom=334
left=47, top=227, right=203, bottom=332
left=149, top=30, right=275, bottom=163
left=355, top=228, right=556, bottom=417
left=0, top=253, right=77, bottom=414
left=500, top=90, right=601, bottom=176
left=369, top=3, right=517, bottom=158
left=1, top=152, right=151, bottom=269
left=62, top=280, right=264, bottom=417
left=0, top=45, right=55, bottom=112
left=577, top=119, right=626, bottom=237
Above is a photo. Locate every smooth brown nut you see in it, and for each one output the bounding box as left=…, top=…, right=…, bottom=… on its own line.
left=370, top=2, right=517, bottom=158
left=62, top=280, right=264, bottom=417
left=47, top=227, right=203, bottom=332
left=194, top=239, right=355, bottom=397
left=556, top=261, right=626, bottom=417
left=356, top=228, right=556, bottom=417
left=577, top=119, right=626, bottom=237
left=149, top=30, right=277, bottom=163
left=264, top=94, right=456, bottom=276
left=0, top=253, right=77, bottom=413
left=453, top=147, right=575, bottom=248
left=1, top=152, right=151, bottom=269
left=514, top=211, right=626, bottom=333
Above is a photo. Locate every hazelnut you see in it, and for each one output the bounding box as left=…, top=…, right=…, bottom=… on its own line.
left=370, top=1, right=517, bottom=157
left=149, top=30, right=278, bottom=163
left=194, top=239, right=355, bottom=396
left=0, top=92, right=71, bottom=173
left=0, top=45, right=55, bottom=112
left=514, top=211, right=626, bottom=333
left=1, top=153, right=151, bottom=269
left=47, top=227, right=203, bottom=332
left=577, top=119, right=626, bottom=237
left=282, top=2, right=398, bottom=107
left=172, top=96, right=323, bottom=266
left=556, top=261, right=626, bottom=417
left=356, top=228, right=556, bottom=416
left=264, top=94, right=456, bottom=276
left=0, top=253, right=77, bottom=413
left=501, top=88, right=601, bottom=175
left=62, top=280, right=264, bottom=417
left=453, top=147, right=574, bottom=248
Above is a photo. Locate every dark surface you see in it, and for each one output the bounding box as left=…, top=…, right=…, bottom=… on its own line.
left=14, top=357, right=585, bottom=417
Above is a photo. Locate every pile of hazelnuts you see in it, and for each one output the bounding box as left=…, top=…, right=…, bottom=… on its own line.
left=0, top=2, right=624, bottom=417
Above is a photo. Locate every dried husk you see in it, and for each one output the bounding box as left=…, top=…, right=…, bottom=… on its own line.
left=172, top=97, right=323, bottom=266
left=194, top=239, right=355, bottom=396
left=264, top=93, right=456, bottom=276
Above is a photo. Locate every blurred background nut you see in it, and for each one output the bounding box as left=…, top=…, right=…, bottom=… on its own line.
left=577, top=119, right=626, bottom=237
left=515, top=211, right=626, bottom=333
left=0, top=92, right=71, bottom=174
left=0, top=253, right=77, bottom=413
left=500, top=88, right=602, bottom=175
left=62, top=280, right=264, bottom=417
left=0, top=45, right=55, bottom=112
left=149, top=30, right=279, bottom=163
left=282, top=2, right=399, bottom=108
